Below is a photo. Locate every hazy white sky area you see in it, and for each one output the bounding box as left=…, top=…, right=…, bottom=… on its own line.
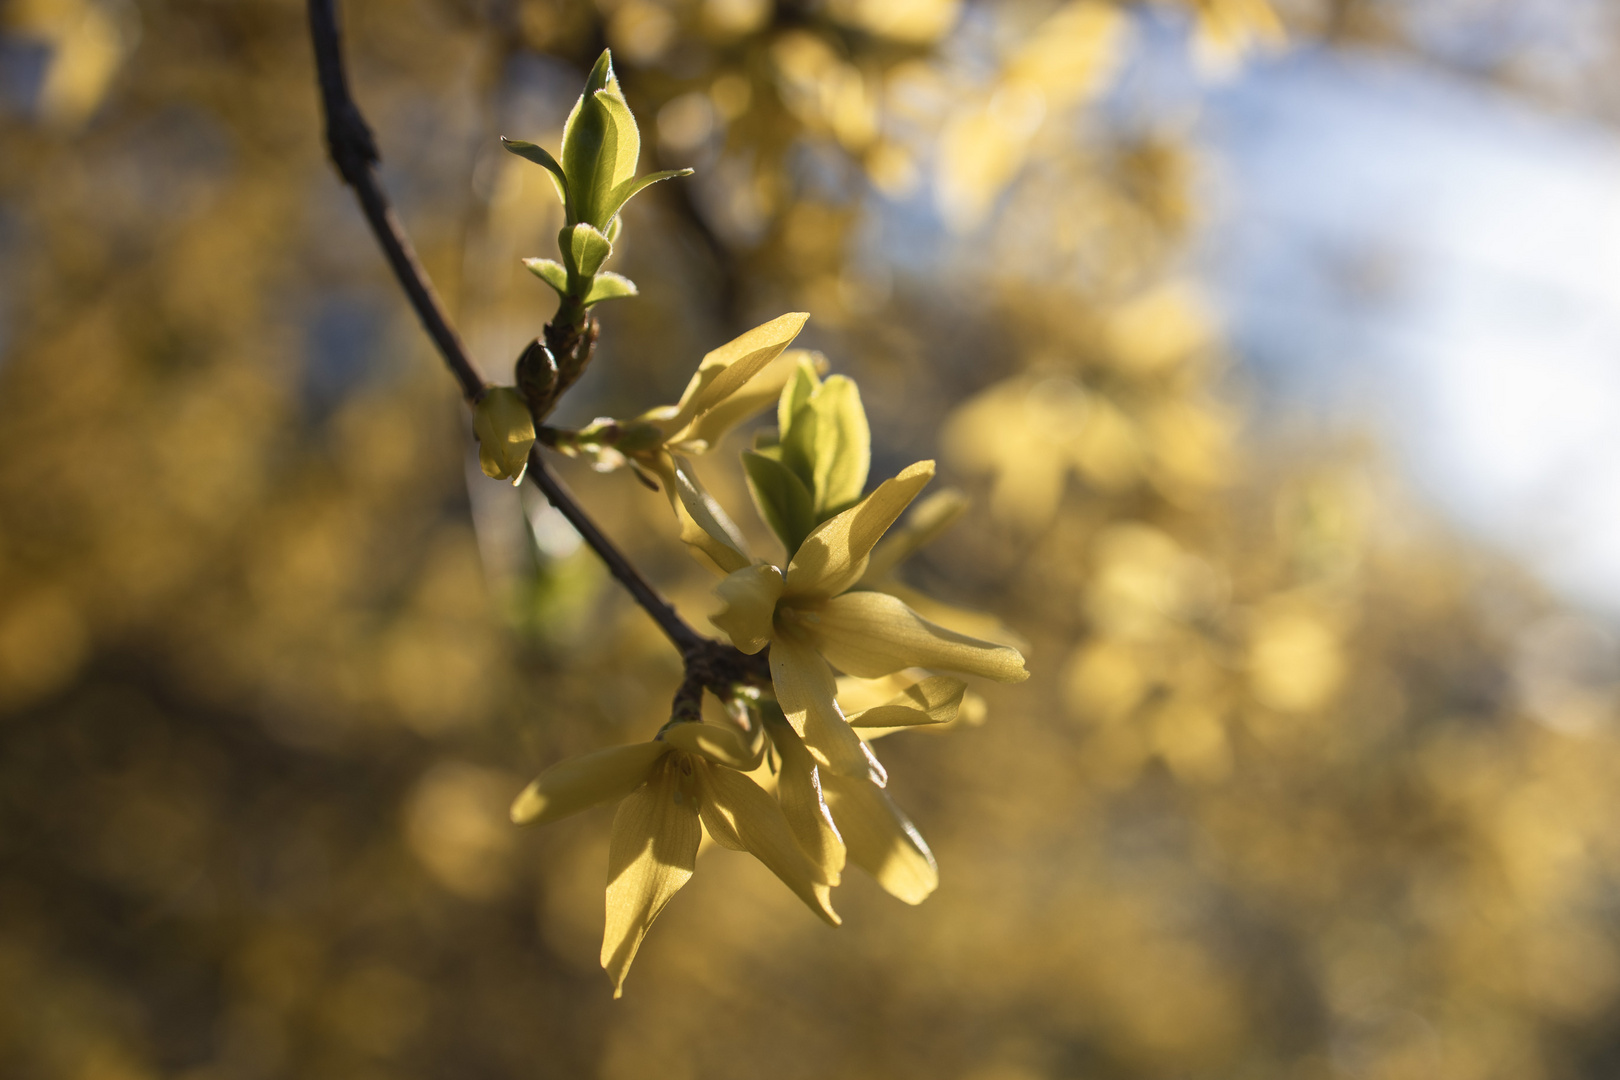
left=1202, top=47, right=1620, bottom=618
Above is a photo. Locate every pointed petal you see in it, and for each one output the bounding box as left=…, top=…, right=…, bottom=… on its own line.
left=784, top=461, right=935, bottom=599
left=660, top=720, right=764, bottom=772
left=765, top=717, right=846, bottom=888
left=879, top=581, right=1030, bottom=651
left=861, top=488, right=971, bottom=582
left=846, top=675, right=967, bottom=728
left=696, top=761, right=840, bottom=925
left=673, top=348, right=811, bottom=454
left=646, top=453, right=752, bottom=575
left=821, top=773, right=938, bottom=905
left=601, top=756, right=702, bottom=996
left=510, top=741, right=670, bottom=825
left=769, top=634, right=886, bottom=784
left=710, top=563, right=784, bottom=653
left=810, top=590, right=1029, bottom=682
left=660, top=313, right=810, bottom=436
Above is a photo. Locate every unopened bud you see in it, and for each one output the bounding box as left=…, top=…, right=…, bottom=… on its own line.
left=474, top=387, right=537, bottom=484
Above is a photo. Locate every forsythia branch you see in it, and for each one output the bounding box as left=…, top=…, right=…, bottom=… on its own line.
left=307, top=0, right=757, bottom=678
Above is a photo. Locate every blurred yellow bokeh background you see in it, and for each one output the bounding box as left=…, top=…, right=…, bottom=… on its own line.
left=6, top=1, right=1620, bottom=1078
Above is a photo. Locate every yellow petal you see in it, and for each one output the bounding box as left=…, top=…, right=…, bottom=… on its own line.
left=769, top=633, right=887, bottom=785
left=846, top=675, right=966, bottom=728
left=821, top=772, right=937, bottom=905
left=861, top=488, right=970, bottom=582
left=695, top=761, right=840, bottom=925
left=510, top=741, right=671, bottom=825
left=647, top=453, right=753, bottom=575
left=670, top=348, right=812, bottom=453
left=660, top=313, right=810, bottom=435
left=709, top=564, right=785, bottom=654
left=473, top=387, right=537, bottom=483
left=784, top=460, right=935, bottom=599
left=601, top=756, right=702, bottom=997
left=879, top=581, right=1030, bottom=651
left=809, top=590, right=1030, bottom=682
left=660, top=720, right=765, bottom=772
left=765, top=717, right=846, bottom=888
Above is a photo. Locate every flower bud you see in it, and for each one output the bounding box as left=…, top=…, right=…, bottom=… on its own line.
left=474, top=387, right=537, bottom=484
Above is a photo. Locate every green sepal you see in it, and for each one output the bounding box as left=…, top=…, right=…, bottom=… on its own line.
left=523, top=258, right=569, bottom=297
left=500, top=137, right=571, bottom=217
left=743, top=449, right=816, bottom=556
left=584, top=271, right=638, bottom=305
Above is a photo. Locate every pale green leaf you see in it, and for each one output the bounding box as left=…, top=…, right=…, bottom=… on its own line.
left=523, top=257, right=569, bottom=297
left=808, top=375, right=870, bottom=518
left=584, top=271, right=638, bottom=305
left=742, top=450, right=816, bottom=556
left=500, top=136, right=570, bottom=214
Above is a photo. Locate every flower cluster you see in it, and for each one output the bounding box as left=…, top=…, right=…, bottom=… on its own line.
left=511, top=312, right=1028, bottom=995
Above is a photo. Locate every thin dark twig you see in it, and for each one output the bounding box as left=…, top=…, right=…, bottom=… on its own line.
left=523, top=448, right=702, bottom=652
left=308, top=0, right=754, bottom=670
left=308, top=0, right=486, bottom=402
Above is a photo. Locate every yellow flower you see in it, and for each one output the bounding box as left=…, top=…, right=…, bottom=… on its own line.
left=472, top=387, right=537, bottom=484
left=709, top=459, right=1029, bottom=779
left=568, top=312, right=820, bottom=575
left=761, top=674, right=970, bottom=903
left=510, top=715, right=838, bottom=997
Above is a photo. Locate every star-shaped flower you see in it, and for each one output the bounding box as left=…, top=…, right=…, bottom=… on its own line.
left=510, top=713, right=836, bottom=996
left=708, top=458, right=1028, bottom=779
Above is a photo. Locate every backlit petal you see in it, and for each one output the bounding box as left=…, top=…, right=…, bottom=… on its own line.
left=765, top=716, right=846, bottom=888
left=770, top=633, right=887, bottom=785
left=810, top=590, right=1030, bottom=682
left=861, top=488, right=970, bottom=582
left=784, top=461, right=935, bottom=599
left=670, top=348, right=811, bottom=453
left=660, top=313, right=810, bottom=435
left=821, top=772, right=938, bottom=905
left=709, top=564, right=784, bottom=654
left=510, top=741, right=670, bottom=825
left=601, top=756, right=702, bottom=997
left=846, top=675, right=967, bottom=728
left=647, top=453, right=753, bottom=575
left=660, top=720, right=765, bottom=772
left=696, top=761, right=840, bottom=925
